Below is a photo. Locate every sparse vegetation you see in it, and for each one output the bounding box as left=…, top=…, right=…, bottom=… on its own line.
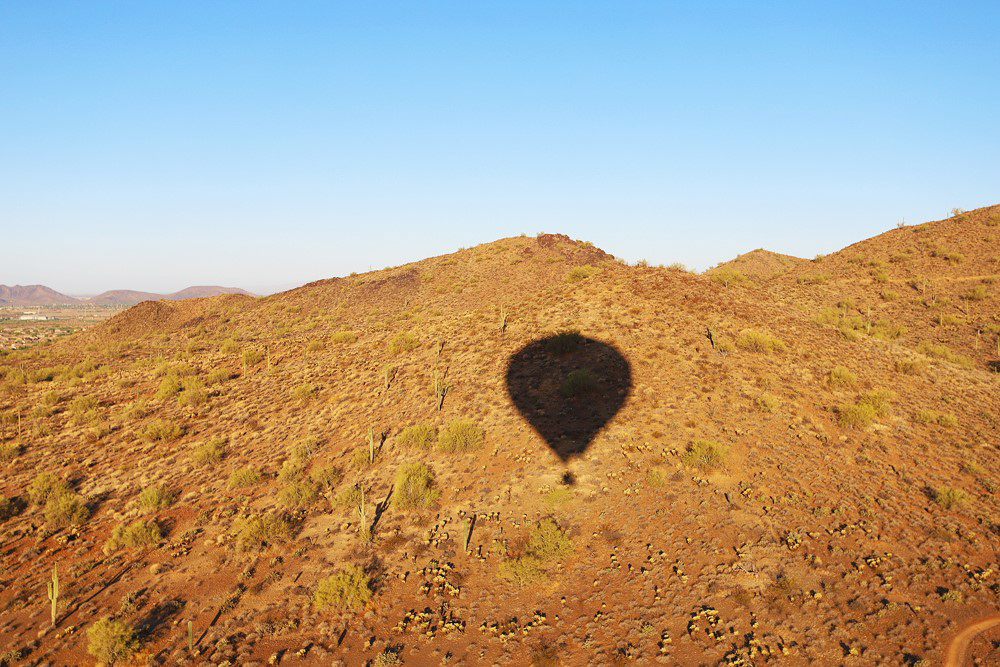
left=837, top=389, right=894, bottom=429
left=397, top=423, right=436, bottom=450
left=235, top=512, right=293, bottom=550
left=228, top=466, right=262, bottom=488
left=192, top=436, right=226, bottom=465
left=828, top=366, right=857, bottom=387
left=330, top=330, right=358, bottom=344
left=500, top=518, right=572, bottom=586
left=437, top=418, right=484, bottom=452
left=932, top=487, right=968, bottom=510
left=86, top=617, right=138, bottom=666
left=681, top=439, right=729, bottom=471
left=142, top=419, right=183, bottom=442
left=105, top=519, right=163, bottom=551
left=392, top=463, right=439, bottom=510
left=914, top=410, right=957, bottom=427
left=387, top=332, right=420, bottom=354
left=916, top=341, right=973, bottom=368
left=136, top=485, right=174, bottom=513
left=314, top=564, right=372, bottom=610
left=565, top=265, right=600, bottom=283
left=736, top=329, right=785, bottom=354
left=710, top=268, right=750, bottom=287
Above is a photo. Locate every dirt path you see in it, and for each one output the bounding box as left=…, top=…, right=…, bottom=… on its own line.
left=944, top=614, right=1000, bottom=667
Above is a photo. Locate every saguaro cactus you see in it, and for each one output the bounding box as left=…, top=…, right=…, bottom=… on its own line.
left=47, top=565, right=59, bottom=627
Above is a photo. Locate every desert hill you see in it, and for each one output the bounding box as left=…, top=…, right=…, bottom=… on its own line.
left=709, top=248, right=808, bottom=280
left=90, top=286, right=254, bottom=305
left=0, top=225, right=998, bottom=665
left=0, top=284, right=79, bottom=306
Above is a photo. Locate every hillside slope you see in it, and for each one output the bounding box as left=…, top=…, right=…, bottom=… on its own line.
left=0, top=284, right=79, bottom=306
left=0, top=229, right=997, bottom=666
left=90, top=286, right=254, bottom=305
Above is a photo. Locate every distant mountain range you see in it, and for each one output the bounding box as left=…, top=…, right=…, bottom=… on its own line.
left=0, top=284, right=253, bottom=306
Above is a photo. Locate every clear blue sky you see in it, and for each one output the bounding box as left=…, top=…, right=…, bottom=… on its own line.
left=2, top=2, right=998, bottom=294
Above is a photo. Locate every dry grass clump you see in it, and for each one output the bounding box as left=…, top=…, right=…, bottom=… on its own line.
left=104, top=519, right=163, bottom=552
left=235, top=512, right=293, bottom=550
left=228, top=467, right=262, bottom=488
left=396, top=423, right=436, bottom=450
left=915, top=410, right=958, bottom=427
left=291, top=382, right=317, bottom=402
left=756, top=393, right=780, bottom=412
left=560, top=368, right=597, bottom=397
left=314, top=564, right=372, bottom=611
left=964, top=285, right=989, bottom=301
left=565, top=265, right=600, bottom=283
left=86, top=617, right=138, bottom=666
left=310, top=464, right=341, bottom=489
left=392, top=463, right=438, bottom=510
left=932, top=487, right=968, bottom=510
left=176, top=377, right=208, bottom=407
left=736, top=329, right=785, bottom=354
left=916, top=341, right=973, bottom=368
left=241, top=348, right=264, bottom=366
left=828, top=366, right=857, bottom=387
left=387, top=332, right=420, bottom=354
left=329, top=331, right=357, bottom=344
left=192, top=436, right=226, bottom=465
left=895, top=358, right=927, bottom=375
left=837, top=389, right=894, bottom=428
left=279, top=480, right=320, bottom=508
left=499, top=518, right=573, bottom=586
left=30, top=472, right=89, bottom=527
left=681, top=440, right=729, bottom=471
left=0, top=442, right=22, bottom=462
left=136, top=485, right=174, bottom=513
left=142, top=419, right=183, bottom=442
left=437, top=419, right=484, bottom=452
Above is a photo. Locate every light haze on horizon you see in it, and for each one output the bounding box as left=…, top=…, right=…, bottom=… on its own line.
left=2, top=2, right=998, bottom=295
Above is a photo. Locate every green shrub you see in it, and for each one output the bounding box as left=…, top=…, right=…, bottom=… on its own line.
left=289, top=436, right=320, bottom=463
left=858, top=389, right=894, bottom=416
left=392, top=463, right=439, bottom=510
left=235, top=513, right=293, bottom=550
left=397, top=423, right=436, bottom=450
left=155, top=375, right=183, bottom=400
left=916, top=341, right=973, bottom=368
left=330, top=331, right=358, bottom=344
left=177, top=377, right=208, bottom=407
left=709, top=268, right=750, bottom=287
left=756, top=393, right=780, bottom=412
left=314, top=564, right=372, bottom=610
left=871, top=320, right=906, bottom=340
left=136, top=485, right=174, bottom=513
left=220, top=338, right=240, bottom=354
left=334, top=484, right=363, bottom=508
left=205, top=368, right=231, bottom=384
left=560, top=369, right=597, bottom=397
left=0, top=442, right=22, bottom=462
left=192, top=436, right=226, bottom=465
left=105, top=519, right=162, bottom=551
left=86, top=617, right=138, bottom=666
left=30, top=472, right=64, bottom=505
left=310, top=464, right=341, bottom=489
left=895, top=358, right=927, bottom=375
left=681, top=440, right=729, bottom=471
left=44, top=487, right=89, bottom=527
left=142, top=419, right=183, bottom=442
left=736, top=329, right=785, bottom=354
left=387, top=332, right=420, bottom=355
left=228, top=467, right=262, bottom=488
left=828, top=366, right=857, bottom=387
left=291, top=382, right=316, bottom=402
left=437, top=419, right=484, bottom=452
left=798, top=273, right=830, bottom=285
left=241, top=348, right=264, bottom=366
left=837, top=402, right=876, bottom=429
left=932, top=487, right=968, bottom=510
left=915, top=410, right=957, bottom=427
left=279, top=480, right=320, bottom=508
left=543, top=330, right=583, bottom=355
left=964, top=285, right=989, bottom=301
left=565, top=265, right=600, bottom=283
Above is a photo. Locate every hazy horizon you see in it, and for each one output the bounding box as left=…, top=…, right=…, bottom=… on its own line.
left=3, top=2, right=998, bottom=293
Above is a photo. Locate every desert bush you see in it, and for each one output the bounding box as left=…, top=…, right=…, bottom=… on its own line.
left=279, top=480, right=320, bottom=508
left=437, top=419, right=484, bottom=452
left=736, top=329, right=785, bottom=354
left=500, top=518, right=572, bottom=586
left=681, top=440, right=729, bottom=471
left=964, top=285, right=989, bottom=301
left=291, top=383, right=316, bottom=402
left=0, top=442, right=22, bottom=462
left=560, top=369, right=597, bottom=397
left=105, top=519, right=162, bottom=551
left=387, top=332, right=420, bottom=355
left=289, top=436, right=320, bottom=463
left=710, top=269, right=750, bottom=287
left=543, top=330, right=583, bottom=354
left=177, top=377, right=208, bottom=407
left=798, top=273, right=830, bottom=285
left=881, top=289, right=899, bottom=301
left=155, top=375, right=183, bottom=400
left=86, top=617, right=138, bottom=666
left=30, top=472, right=64, bottom=505
left=310, top=464, right=341, bottom=489
left=228, top=467, right=262, bottom=488
left=192, top=436, right=226, bottom=465
left=916, top=341, right=973, bottom=368
left=870, top=320, right=906, bottom=340
left=828, top=366, right=857, bottom=387
left=220, top=338, right=240, bottom=354
left=392, top=463, right=439, bottom=510
left=136, top=485, right=174, bottom=513
left=838, top=389, right=894, bottom=428
left=0, top=496, right=19, bottom=521
left=397, top=423, right=436, bottom=450
left=895, top=358, right=927, bottom=375
left=44, top=487, right=89, bottom=527
left=932, top=487, right=968, bottom=510
left=314, top=564, right=372, bottom=610
left=334, top=484, right=363, bottom=508
left=241, top=348, right=264, bottom=367
left=205, top=368, right=231, bottom=385
left=330, top=331, right=357, bottom=344
left=756, top=393, right=780, bottom=412
left=565, top=265, right=600, bottom=283
left=915, top=410, right=957, bottom=427
left=142, top=419, right=183, bottom=442
left=235, top=512, right=293, bottom=550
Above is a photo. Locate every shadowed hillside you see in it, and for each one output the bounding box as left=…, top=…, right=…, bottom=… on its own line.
left=0, top=224, right=997, bottom=665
